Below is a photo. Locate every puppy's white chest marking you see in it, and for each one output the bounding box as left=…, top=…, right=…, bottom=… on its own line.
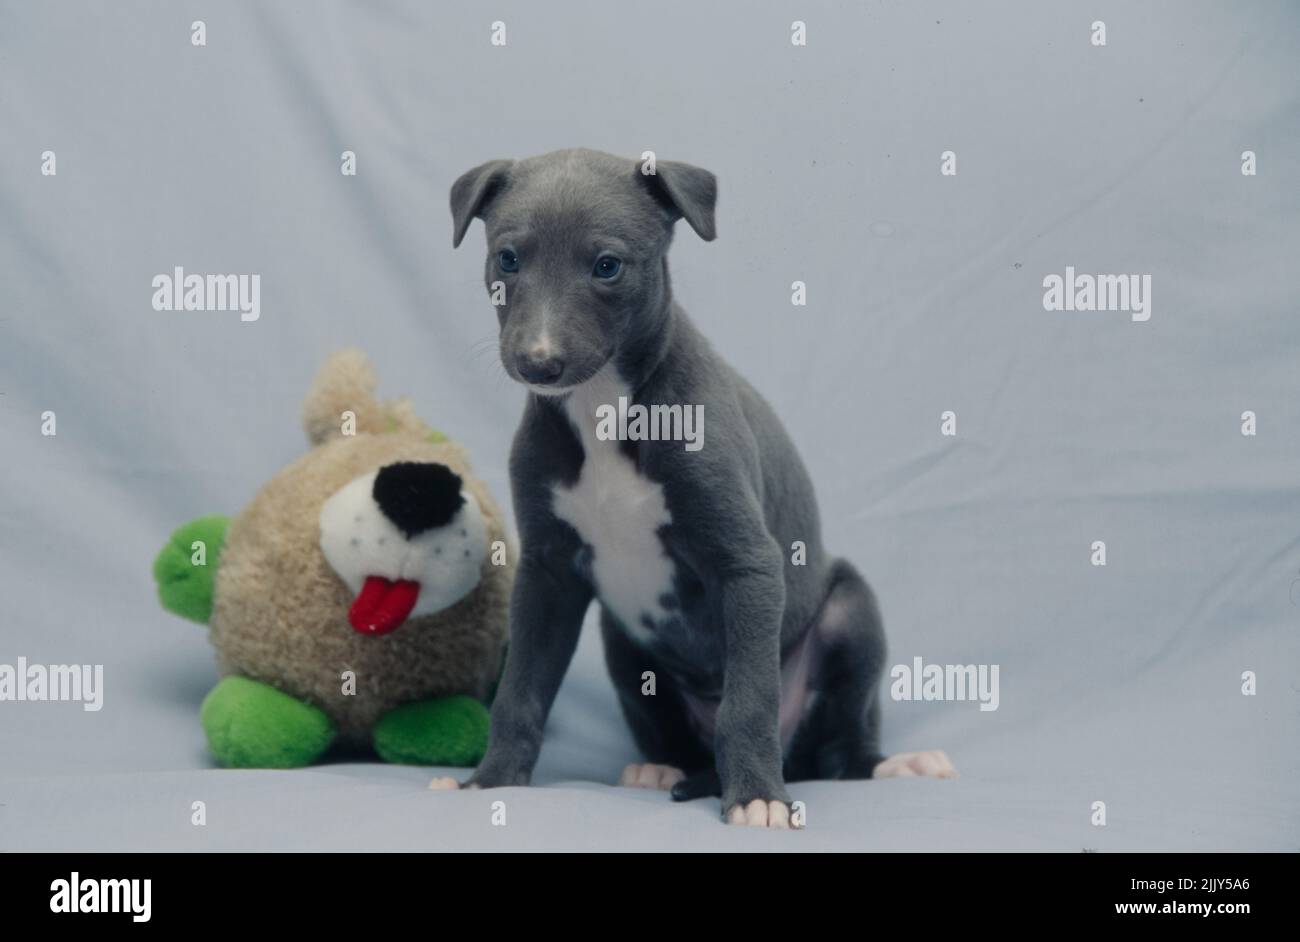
left=551, top=369, right=675, bottom=639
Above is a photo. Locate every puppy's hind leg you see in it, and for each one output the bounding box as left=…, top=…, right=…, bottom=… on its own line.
left=786, top=560, right=957, bottom=782
left=600, top=610, right=713, bottom=792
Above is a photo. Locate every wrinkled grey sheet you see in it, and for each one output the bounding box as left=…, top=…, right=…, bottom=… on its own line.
left=1, top=0, right=1297, bottom=851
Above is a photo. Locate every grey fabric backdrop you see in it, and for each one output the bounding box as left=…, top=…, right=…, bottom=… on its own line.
left=1, top=0, right=1297, bottom=851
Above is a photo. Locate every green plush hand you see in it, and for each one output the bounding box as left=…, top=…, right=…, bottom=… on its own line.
left=373, top=696, right=490, bottom=766
left=153, top=515, right=229, bottom=624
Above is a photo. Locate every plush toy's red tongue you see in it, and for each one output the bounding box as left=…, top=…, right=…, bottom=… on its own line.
left=348, top=576, right=421, bottom=636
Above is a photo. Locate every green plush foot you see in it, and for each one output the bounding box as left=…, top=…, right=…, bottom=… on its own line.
left=153, top=515, right=230, bottom=624
left=201, top=676, right=335, bottom=768
left=373, top=696, right=489, bottom=766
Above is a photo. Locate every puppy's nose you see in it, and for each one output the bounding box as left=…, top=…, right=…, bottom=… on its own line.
left=515, top=350, right=565, bottom=385
left=372, top=462, right=465, bottom=538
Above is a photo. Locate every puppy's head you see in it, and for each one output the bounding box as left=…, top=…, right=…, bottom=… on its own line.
left=450, top=148, right=716, bottom=393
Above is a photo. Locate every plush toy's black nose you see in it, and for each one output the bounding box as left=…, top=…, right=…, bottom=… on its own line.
left=373, top=462, right=465, bottom=538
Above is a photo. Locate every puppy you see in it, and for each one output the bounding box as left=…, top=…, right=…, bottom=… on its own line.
left=435, top=148, right=953, bottom=827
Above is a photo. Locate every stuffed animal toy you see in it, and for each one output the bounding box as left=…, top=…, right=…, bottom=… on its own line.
left=152, top=349, right=512, bottom=769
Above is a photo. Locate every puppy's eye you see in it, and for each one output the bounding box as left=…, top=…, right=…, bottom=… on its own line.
left=498, top=250, right=519, bottom=273
left=593, top=256, right=621, bottom=279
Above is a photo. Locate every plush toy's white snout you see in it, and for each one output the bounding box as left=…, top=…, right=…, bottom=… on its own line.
left=318, top=462, right=489, bottom=636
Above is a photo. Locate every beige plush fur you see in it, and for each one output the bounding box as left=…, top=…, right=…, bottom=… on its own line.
left=210, top=350, right=513, bottom=746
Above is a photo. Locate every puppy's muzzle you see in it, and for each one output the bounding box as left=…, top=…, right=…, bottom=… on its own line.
left=515, top=350, right=565, bottom=386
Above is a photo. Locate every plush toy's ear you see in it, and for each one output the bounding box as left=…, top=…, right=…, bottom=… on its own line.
left=301, top=349, right=386, bottom=445
left=638, top=159, right=718, bottom=241
left=450, top=159, right=512, bottom=248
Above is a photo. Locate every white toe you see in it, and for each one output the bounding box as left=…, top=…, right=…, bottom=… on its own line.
left=874, top=749, right=958, bottom=780
left=727, top=798, right=793, bottom=829
left=767, top=801, right=791, bottom=829
left=618, top=762, right=684, bottom=791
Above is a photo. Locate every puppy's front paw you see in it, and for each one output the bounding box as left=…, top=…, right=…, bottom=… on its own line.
left=873, top=749, right=958, bottom=780
left=618, top=762, right=685, bottom=790
left=724, top=799, right=799, bottom=829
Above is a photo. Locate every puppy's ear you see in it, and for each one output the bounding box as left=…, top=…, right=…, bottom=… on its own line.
left=640, top=160, right=717, bottom=241
left=450, top=159, right=512, bottom=248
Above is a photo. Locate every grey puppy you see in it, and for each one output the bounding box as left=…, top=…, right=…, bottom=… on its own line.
left=434, top=148, right=954, bottom=827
